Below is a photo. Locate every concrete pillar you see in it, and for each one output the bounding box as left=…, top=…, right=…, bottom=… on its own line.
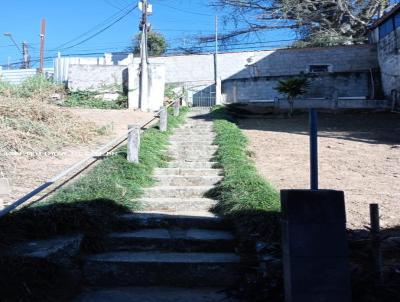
left=159, top=106, right=168, bottom=132
left=281, top=189, right=351, bottom=302
left=128, top=64, right=140, bottom=109
left=173, top=100, right=180, bottom=117
left=127, top=125, right=140, bottom=163
left=215, top=77, right=222, bottom=105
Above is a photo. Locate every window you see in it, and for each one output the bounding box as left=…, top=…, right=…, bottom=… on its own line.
left=379, top=18, right=395, bottom=39
left=308, top=64, right=331, bottom=73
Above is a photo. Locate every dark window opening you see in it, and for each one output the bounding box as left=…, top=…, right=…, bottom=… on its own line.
left=308, top=65, right=330, bottom=73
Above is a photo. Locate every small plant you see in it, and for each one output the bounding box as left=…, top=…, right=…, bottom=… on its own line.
left=165, top=84, right=185, bottom=103
left=62, top=90, right=126, bottom=109
left=275, top=77, right=311, bottom=117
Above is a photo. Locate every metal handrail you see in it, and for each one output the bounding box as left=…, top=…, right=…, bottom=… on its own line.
left=0, top=102, right=176, bottom=218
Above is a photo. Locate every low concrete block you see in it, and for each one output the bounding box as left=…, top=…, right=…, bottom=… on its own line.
left=281, top=190, right=351, bottom=302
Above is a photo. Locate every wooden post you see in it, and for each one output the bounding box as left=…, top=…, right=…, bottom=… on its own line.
left=370, top=203, right=383, bottom=286
left=127, top=125, right=140, bottom=163
left=160, top=106, right=168, bottom=132
left=173, top=99, right=180, bottom=117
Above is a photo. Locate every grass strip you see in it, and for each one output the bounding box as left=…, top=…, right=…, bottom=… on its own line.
left=211, top=107, right=280, bottom=214
left=209, top=106, right=281, bottom=244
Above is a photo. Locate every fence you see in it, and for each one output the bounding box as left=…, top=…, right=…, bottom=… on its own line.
left=0, top=67, right=54, bottom=85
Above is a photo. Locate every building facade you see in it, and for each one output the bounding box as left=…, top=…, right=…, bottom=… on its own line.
left=369, top=3, right=400, bottom=102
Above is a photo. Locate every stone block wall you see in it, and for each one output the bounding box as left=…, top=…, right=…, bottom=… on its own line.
left=376, top=27, right=400, bottom=98
left=222, top=72, right=374, bottom=103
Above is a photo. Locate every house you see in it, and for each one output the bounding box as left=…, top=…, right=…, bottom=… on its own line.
left=369, top=3, right=400, bottom=102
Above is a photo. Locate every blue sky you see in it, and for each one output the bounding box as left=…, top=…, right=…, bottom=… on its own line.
left=0, top=0, right=295, bottom=67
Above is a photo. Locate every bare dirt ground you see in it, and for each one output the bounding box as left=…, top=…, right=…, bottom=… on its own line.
left=1, top=109, right=153, bottom=208
left=238, top=112, right=400, bottom=230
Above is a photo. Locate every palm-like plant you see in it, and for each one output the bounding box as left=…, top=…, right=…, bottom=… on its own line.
left=275, top=77, right=311, bottom=117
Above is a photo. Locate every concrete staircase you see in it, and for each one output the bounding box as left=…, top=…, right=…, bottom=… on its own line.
left=75, top=110, right=240, bottom=302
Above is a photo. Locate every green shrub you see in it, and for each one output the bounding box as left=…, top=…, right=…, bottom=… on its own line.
left=0, top=75, right=60, bottom=98
left=62, top=90, right=126, bottom=109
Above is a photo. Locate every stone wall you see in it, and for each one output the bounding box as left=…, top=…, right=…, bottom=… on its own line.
left=127, top=45, right=377, bottom=82
left=131, top=45, right=379, bottom=102
left=222, top=72, right=375, bottom=103
left=67, top=45, right=380, bottom=103
left=375, top=27, right=400, bottom=98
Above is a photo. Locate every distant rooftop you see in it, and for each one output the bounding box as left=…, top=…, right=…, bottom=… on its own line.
left=370, top=3, right=400, bottom=29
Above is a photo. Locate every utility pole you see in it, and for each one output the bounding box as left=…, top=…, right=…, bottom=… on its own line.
left=138, top=0, right=152, bottom=111
left=3, top=32, right=22, bottom=69
left=39, top=18, right=46, bottom=73
left=214, top=15, right=222, bottom=105
left=22, top=42, right=30, bottom=69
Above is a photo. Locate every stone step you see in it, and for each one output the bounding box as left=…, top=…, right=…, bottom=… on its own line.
left=167, top=152, right=215, bottom=161
left=170, top=135, right=216, bottom=142
left=83, top=252, right=240, bottom=287
left=101, top=228, right=235, bottom=253
left=169, top=142, right=215, bottom=149
left=168, top=161, right=218, bottom=169
left=117, top=213, right=230, bottom=230
left=155, top=175, right=222, bottom=186
left=177, top=128, right=213, bottom=132
left=169, top=141, right=216, bottom=148
left=74, top=287, right=238, bottom=302
left=167, top=148, right=216, bottom=155
left=172, top=130, right=214, bottom=136
left=168, top=145, right=218, bottom=152
left=154, top=168, right=223, bottom=177
left=177, top=123, right=213, bottom=128
left=143, top=186, right=213, bottom=198
left=138, top=197, right=217, bottom=211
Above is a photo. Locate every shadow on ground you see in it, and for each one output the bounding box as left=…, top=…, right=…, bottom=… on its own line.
left=226, top=104, right=400, bottom=146
left=0, top=199, right=131, bottom=302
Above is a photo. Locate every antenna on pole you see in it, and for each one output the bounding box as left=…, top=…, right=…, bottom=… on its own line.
left=39, top=18, right=46, bottom=73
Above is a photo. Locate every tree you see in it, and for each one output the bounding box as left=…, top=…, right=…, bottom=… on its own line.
left=275, top=77, right=311, bottom=117
left=131, top=31, right=167, bottom=56
left=204, top=0, right=391, bottom=46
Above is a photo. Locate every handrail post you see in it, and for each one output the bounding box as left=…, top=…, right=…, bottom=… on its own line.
left=370, top=203, right=383, bottom=286
left=127, top=125, right=140, bottom=163
left=173, top=99, right=180, bottom=117
left=160, top=106, right=168, bottom=132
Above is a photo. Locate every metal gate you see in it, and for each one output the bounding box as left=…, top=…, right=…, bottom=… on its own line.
left=193, top=84, right=216, bottom=107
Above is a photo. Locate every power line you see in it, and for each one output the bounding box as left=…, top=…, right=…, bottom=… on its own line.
left=153, top=0, right=213, bottom=17
left=50, top=3, right=136, bottom=51
left=102, top=0, right=123, bottom=10
left=55, top=6, right=137, bottom=52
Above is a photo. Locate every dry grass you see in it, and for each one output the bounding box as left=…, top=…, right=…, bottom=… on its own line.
left=0, top=77, right=104, bottom=164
